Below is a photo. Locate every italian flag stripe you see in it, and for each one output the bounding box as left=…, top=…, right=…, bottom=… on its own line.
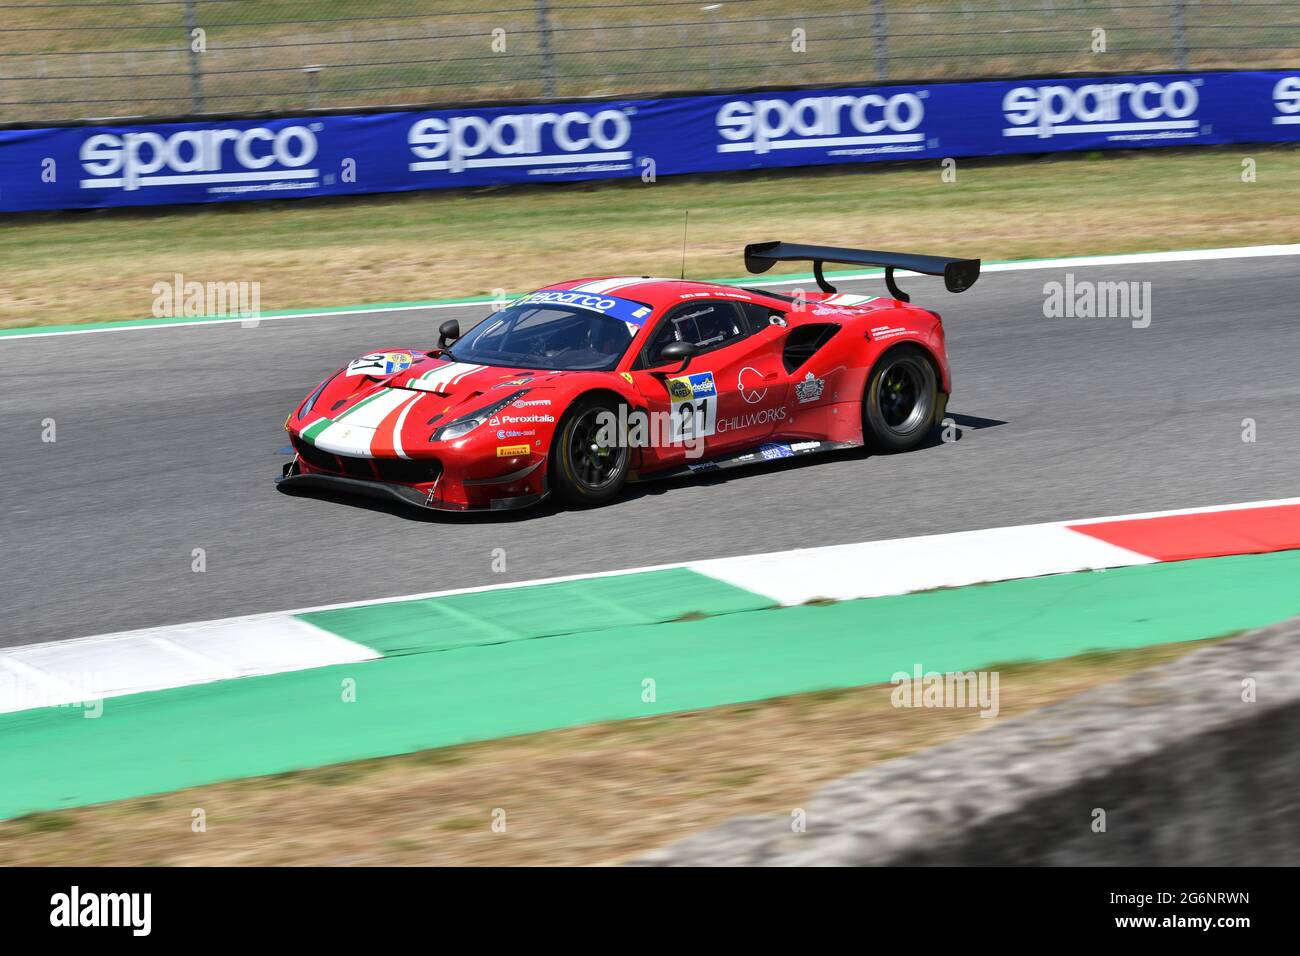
left=300, top=418, right=331, bottom=444
left=333, top=390, right=388, bottom=422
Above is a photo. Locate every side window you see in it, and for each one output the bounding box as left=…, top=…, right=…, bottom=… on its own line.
left=740, top=301, right=786, bottom=334
left=642, top=300, right=749, bottom=367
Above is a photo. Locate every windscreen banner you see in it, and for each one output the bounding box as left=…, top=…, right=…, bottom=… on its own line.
left=1, top=71, right=1297, bottom=213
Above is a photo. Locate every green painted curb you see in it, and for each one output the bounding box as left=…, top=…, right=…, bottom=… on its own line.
left=3, top=550, right=1299, bottom=819
left=301, top=568, right=773, bottom=656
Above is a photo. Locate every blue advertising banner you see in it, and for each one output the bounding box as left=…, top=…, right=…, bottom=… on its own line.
left=2, top=71, right=1297, bottom=213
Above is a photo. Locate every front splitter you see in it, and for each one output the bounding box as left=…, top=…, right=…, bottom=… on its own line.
left=276, top=469, right=545, bottom=513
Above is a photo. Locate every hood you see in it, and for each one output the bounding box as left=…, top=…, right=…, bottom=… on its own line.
left=295, top=351, right=562, bottom=458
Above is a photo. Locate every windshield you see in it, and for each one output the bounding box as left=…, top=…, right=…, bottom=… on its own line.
left=447, top=291, right=653, bottom=371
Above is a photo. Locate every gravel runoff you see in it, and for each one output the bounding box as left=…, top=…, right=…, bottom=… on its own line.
left=633, top=618, right=1300, bottom=866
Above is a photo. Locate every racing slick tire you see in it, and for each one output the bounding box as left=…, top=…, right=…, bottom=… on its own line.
left=862, top=345, right=941, bottom=453
left=549, top=392, right=631, bottom=508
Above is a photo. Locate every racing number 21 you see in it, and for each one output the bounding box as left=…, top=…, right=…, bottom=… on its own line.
left=669, top=371, right=718, bottom=443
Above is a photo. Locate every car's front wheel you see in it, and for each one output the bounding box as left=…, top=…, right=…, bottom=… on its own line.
left=549, top=393, right=630, bottom=507
left=862, top=345, right=940, bottom=452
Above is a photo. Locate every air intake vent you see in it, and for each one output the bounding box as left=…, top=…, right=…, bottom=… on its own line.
left=783, top=323, right=839, bottom=373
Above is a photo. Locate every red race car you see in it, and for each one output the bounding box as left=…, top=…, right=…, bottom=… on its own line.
left=279, top=242, right=980, bottom=512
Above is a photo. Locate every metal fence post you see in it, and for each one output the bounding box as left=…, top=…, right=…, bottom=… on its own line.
left=183, top=0, right=204, bottom=112
left=535, top=0, right=557, bottom=98
left=871, top=0, right=888, bottom=81
left=1170, top=0, right=1189, bottom=70
left=705, top=4, right=722, bottom=89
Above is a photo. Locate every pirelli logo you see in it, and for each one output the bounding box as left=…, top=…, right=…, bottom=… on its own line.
left=496, top=444, right=531, bottom=457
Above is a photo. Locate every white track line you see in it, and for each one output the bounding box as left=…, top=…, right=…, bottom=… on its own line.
left=5, top=244, right=1299, bottom=341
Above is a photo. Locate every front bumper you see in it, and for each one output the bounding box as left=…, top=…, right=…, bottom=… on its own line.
left=277, top=457, right=547, bottom=513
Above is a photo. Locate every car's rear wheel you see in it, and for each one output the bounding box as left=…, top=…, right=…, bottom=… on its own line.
left=549, top=393, right=630, bottom=507
left=862, top=345, right=940, bottom=452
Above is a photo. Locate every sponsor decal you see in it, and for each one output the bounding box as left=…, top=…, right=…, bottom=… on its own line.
left=496, top=443, right=531, bottom=457
left=870, top=325, right=914, bottom=341
left=514, top=397, right=552, bottom=407
left=715, top=405, right=787, bottom=432
left=620, top=372, right=635, bottom=385
left=497, top=428, right=536, bottom=439
left=79, top=124, right=320, bottom=193
left=668, top=378, right=693, bottom=400
left=516, top=290, right=652, bottom=326
left=1002, top=80, right=1202, bottom=141
left=495, top=376, right=534, bottom=388
left=407, top=107, right=634, bottom=175
left=737, top=366, right=768, bottom=404
left=716, top=91, right=926, bottom=156
left=667, top=370, right=718, bottom=441
left=795, top=371, right=826, bottom=404
left=1274, top=76, right=1300, bottom=126
left=500, top=413, right=556, bottom=424
left=347, top=351, right=414, bottom=377
left=758, top=442, right=794, bottom=460
left=667, top=371, right=716, bottom=398
left=790, top=441, right=822, bottom=452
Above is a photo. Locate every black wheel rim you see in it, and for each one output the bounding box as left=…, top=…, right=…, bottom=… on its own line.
left=567, top=407, right=626, bottom=490
left=876, top=357, right=932, bottom=434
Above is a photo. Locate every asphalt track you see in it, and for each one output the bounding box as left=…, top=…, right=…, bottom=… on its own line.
left=3, top=254, right=1297, bottom=646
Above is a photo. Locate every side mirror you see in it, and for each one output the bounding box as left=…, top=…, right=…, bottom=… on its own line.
left=438, top=319, right=461, bottom=349
left=656, top=341, right=697, bottom=375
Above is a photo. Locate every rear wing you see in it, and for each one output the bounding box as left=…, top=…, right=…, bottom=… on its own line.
left=743, top=241, right=980, bottom=302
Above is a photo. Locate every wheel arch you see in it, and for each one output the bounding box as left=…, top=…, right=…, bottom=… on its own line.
left=864, top=339, right=949, bottom=400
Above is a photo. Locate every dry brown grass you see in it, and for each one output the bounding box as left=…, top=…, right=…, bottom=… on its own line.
left=0, top=641, right=1204, bottom=866
left=3, top=146, right=1299, bottom=331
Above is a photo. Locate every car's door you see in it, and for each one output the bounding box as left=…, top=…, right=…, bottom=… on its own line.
left=629, top=297, right=791, bottom=465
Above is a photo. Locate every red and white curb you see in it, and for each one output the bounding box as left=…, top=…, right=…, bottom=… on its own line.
left=2, top=497, right=1298, bottom=714
left=0, top=618, right=377, bottom=715
left=694, top=497, right=1300, bottom=605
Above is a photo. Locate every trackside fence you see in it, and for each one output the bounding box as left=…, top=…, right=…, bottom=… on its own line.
left=1, top=1, right=1297, bottom=123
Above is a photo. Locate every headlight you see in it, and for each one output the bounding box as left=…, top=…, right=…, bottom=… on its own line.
left=430, top=389, right=529, bottom=443
left=297, top=372, right=337, bottom=419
